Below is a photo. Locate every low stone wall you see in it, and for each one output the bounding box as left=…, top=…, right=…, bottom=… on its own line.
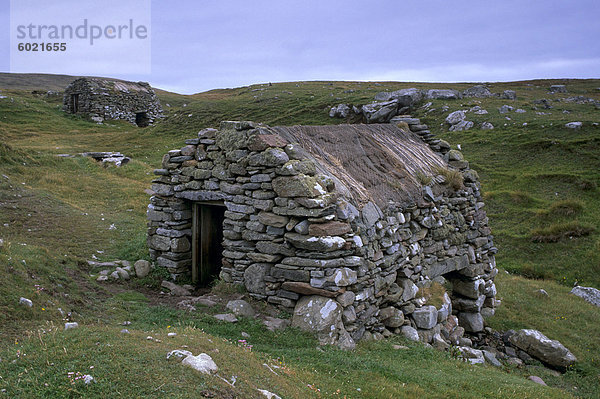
left=147, top=120, right=498, bottom=348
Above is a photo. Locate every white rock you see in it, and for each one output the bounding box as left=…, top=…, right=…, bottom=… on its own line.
left=64, top=322, right=79, bottom=330
left=570, top=286, right=600, bottom=307
left=565, top=122, right=583, bottom=129
left=445, top=110, right=466, bottom=125
left=82, top=375, right=95, bottom=384
left=257, top=389, right=282, bottom=399
left=19, top=297, right=33, bottom=307
left=181, top=353, right=218, bottom=374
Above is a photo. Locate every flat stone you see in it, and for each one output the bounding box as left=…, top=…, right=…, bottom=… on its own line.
left=570, top=286, right=600, bottom=307
left=64, top=322, right=79, bottom=330
left=308, top=221, right=352, bottom=236
left=281, top=281, right=339, bottom=298
left=214, top=314, right=238, bottom=323
left=226, top=299, right=256, bottom=318
left=509, top=329, right=577, bottom=368
left=284, top=233, right=346, bottom=252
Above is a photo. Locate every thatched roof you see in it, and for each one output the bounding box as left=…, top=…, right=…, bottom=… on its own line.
left=271, top=124, right=447, bottom=208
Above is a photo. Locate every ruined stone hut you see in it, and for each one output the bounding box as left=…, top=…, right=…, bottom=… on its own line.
left=147, top=121, right=498, bottom=348
left=63, top=77, right=163, bottom=126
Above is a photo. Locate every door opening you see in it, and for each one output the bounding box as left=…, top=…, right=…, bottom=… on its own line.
left=192, top=203, right=226, bottom=286
left=70, top=94, right=79, bottom=113
left=135, top=112, right=150, bottom=127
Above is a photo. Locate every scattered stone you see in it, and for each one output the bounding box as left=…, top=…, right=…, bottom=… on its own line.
left=83, top=152, right=131, bottom=167
left=498, top=105, right=514, bottom=114
left=509, top=329, right=577, bottom=368
left=161, top=280, right=191, bottom=296
left=226, top=300, right=256, bottom=318
left=445, top=110, right=466, bottom=126
left=329, top=104, right=351, bottom=118
left=257, top=389, right=282, bottom=399
left=182, top=353, right=218, bottom=374
left=263, top=316, right=290, bottom=331
left=64, top=322, right=79, bottom=330
left=134, top=260, right=151, bottom=278
left=463, top=85, right=492, bottom=98
left=458, top=346, right=485, bottom=364
left=362, top=100, right=399, bottom=123
left=120, top=329, right=130, bottom=334
left=474, top=109, right=489, bottom=115
left=528, top=376, right=547, bottom=386
left=570, top=286, right=600, bottom=307
left=214, top=314, right=238, bottom=323
left=449, top=120, right=474, bottom=132
left=548, top=85, right=567, bottom=94
left=535, top=289, right=549, bottom=297
left=501, top=90, right=517, bottom=100
left=480, top=122, right=494, bottom=130
left=115, top=267, right=130, bottom=280
left=483, top=350, right=502, bottom=367
left=19, top=297, right=33, bottom=307
left=426, top=89, right=461, bottom=100
left=515, top=109, right=526, bottom=113
left=565, top=122, right=582, bottom=129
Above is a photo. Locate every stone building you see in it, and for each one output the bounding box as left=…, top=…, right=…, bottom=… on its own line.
left=146, top=120, right=498, bottom=349
left=63, top=77, right=163, bottom=126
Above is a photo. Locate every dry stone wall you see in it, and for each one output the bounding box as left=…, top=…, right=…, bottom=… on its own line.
left=147, top=120, right=498, bottom=349
left=63, top=78, right=163, bottom=125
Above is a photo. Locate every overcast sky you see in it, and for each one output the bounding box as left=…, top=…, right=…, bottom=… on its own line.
left=1, top=0, right=599, bottom=94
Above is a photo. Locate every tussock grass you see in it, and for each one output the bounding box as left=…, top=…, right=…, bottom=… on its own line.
left=537, top=200, right=584, bottom=218
left=531, top=222, right=595, bottom=243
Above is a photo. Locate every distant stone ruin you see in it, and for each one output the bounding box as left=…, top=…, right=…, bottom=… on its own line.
left=63, top=77, right=163, bottom=126
left=147, top=120, right=498, bottom=349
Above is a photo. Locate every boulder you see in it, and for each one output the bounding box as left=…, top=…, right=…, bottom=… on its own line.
left=501, top=90, right=517, bottom=100
left=361, top=100, right=399, bottom=123
left=181, top=353, right=218, bottom=374
left=426, top=89, right=461, bottom=100
left=570, top=286, right=600, bottom=307
left=463, top=85, right=492, bottom=98
left=64, top=322, right=79, bottom=330
left=19, top=297, right=33, bottom=307
left=565, top=122, right=583, bottom=129
left=401, top=325, right=420, bottom=342
left=329, top=104, right=351, bottom=118
left=458, top=312, right=484, bottom=332
left=548, top=84, right=567, bottom=94
left=161, top=280, right=192, bottom=296
left=214, top=314, right=238, bottom=323
left=375, top=88, right=424, bottom=107
left=449, top=120, right=473, bottom=132
left=134, top=260, right=151, bottom=278
left=226, top=299, right=256, bottom=318
left=445, top=110, right=466, bottom=126
left=509, top=329, right=577, bottom=368
left=244, top=263, right=269, bottom=295
left=498, top=105, right=514, bottom=114
left=292, top=295, right=345, bottom=345
left=458, top=347, right=485, bottom=364
left=412, top=305, right=438, bottom=329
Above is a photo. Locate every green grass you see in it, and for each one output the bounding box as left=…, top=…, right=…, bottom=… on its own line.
left=0, top=75, right=599, bottom=397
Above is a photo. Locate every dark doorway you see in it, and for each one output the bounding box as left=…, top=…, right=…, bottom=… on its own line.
left=135, top=112, right=150, bottom=127
left=70, top=94, right=79, bottom=113
left=192, top=203, right=225, bottom=285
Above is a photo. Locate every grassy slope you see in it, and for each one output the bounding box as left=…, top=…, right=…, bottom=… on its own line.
left=0, top=76, right=598, bottom=397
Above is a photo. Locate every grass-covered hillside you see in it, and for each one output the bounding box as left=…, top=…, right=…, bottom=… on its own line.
left=0, top=75, right=598, bottom=398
